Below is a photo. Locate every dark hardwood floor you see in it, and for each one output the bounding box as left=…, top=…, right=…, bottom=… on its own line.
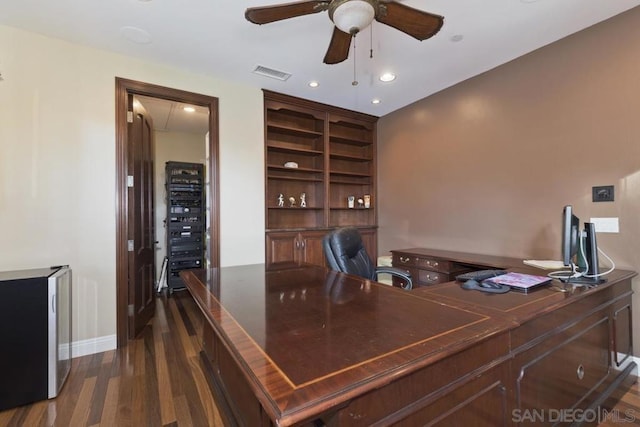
left=598, top=380, right=640, bottom=426
left=0, top=290, right=223, bottom=427
left=0, top=288, right=638, bottom=426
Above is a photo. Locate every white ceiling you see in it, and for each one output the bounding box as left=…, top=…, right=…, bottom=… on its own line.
left=135, top=95, right=209, bottom=134
left=2, top=0, right=640, bottom=117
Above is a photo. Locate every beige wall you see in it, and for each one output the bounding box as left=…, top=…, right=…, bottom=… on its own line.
left=0, top=25, right=265, bottom=349
left=153, top=131, right=207, bottom=280
left=378, top=8, right=640, bottom=350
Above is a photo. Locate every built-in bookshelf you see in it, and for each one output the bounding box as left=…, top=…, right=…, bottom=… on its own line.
left=263, top=90, right=377, bottom=268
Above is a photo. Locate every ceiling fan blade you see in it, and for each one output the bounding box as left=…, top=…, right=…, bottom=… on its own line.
left=245, top=1, right=328, bottom=25
left=323, top=26, right=353, bottom=64
left=376, top=1, right=444, bottom=41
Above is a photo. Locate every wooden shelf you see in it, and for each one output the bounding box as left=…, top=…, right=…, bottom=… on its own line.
left=330, top=170, right=371, bottom=178
left=267, top=144, right=323, bottom=156
left=267, top=207, right=323, bottom=210
left=268, top=164, right=323, bottom=173
left=267, top=175, right=323, bottom=183
left=267, top=123, right=323, bottom=138
left=329, top=134, right=372, bottom=146
left=329, top=152, right=372, bottom=161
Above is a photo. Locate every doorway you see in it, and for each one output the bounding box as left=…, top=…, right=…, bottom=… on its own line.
left=115, top=78, right=220, bottom=347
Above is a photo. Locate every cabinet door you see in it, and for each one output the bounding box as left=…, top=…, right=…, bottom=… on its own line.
left=299, top=230, right=328, bottom=268
left=266, top=232, right=298, bottom=266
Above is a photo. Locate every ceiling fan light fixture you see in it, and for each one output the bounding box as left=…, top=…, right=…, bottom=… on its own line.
left=330, top=0, right=376, bottom=35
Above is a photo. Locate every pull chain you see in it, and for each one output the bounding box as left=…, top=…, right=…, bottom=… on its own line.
left=352, top=34, right=358, bottom=86
left=370, top=24, right=373, bottom=59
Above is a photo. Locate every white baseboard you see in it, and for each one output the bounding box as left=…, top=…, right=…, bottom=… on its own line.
left=70, top=334, right=117, bottom=358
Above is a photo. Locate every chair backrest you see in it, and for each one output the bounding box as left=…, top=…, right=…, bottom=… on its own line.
left=323, top=227, right=376, bottom=280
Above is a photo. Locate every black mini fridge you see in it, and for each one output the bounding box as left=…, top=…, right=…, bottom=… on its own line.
left=0, top=266, right=72, bottom=411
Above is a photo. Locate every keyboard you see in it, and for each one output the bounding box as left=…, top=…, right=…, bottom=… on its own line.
left=455, top=269, right=508, bottom=282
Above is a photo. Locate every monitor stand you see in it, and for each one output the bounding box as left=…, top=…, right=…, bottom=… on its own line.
left=567, top=222, right=607, bottom=285
left=566, top=275, right=606, bottom=285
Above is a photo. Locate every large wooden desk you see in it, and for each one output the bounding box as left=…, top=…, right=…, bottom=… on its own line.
left=181, top=255, right=636, bottom=426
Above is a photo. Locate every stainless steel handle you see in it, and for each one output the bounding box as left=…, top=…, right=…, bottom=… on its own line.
left=400, top=256, right=410, bottom=263
left=577, top=364, right=585, bottom=380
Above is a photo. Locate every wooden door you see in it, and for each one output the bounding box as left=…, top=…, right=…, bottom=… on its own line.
left=128, top=94, right=156, bottom=338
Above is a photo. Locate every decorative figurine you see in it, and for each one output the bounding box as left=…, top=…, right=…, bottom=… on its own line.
left=364, top=194, right=371, bottom=208
left=357, top=198, right=364, bottom=208
left=277, top=193, right=284, bottom=207
left=347, top=195, right=355, bottom=209
left=300, top=192, right=306, bottom=208
left=289, top=196, right=296, bottom=207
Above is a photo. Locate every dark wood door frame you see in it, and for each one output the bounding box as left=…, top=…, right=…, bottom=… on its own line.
left=115, top=77, right=220, bottom=347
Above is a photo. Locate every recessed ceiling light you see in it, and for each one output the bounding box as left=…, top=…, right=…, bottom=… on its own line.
left=450, top=34, right=464, bottom=42
left=379, top=73, right=396, bottom=82
left=371, top=99, right=381, bottom=105
left=183, top=106, right=196, bottom=113
left=308, top=81, right=319, bottom=88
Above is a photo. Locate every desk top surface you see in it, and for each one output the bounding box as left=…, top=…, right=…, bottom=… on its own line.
left=182, top=259, right=636, bottom=425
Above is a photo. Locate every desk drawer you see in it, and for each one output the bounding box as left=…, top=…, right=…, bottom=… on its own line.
left=513, top=312, right=611, bottom=415
left=393, top=253, right=453, bottom=273
left=393, top=267, right=452, bottom=287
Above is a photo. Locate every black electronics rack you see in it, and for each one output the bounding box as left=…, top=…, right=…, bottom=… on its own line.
left=165, top=161, right=205, bottom=293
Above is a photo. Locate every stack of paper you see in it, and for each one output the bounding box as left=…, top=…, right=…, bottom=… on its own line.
left=523, top=260, right=565, bottom=270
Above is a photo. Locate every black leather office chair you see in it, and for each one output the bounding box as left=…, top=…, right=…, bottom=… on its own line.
left=323, top=227, right=413, bottom=290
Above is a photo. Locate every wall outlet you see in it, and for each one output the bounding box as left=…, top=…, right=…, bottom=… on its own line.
left=592, top=185, right=614, bottom=202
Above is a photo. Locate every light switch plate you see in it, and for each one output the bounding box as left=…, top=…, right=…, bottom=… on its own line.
left=589, top=217, right=619, bottom=233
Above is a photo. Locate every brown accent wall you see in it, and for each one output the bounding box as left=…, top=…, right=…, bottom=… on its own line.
left=378, top=8, right=640, bottom=350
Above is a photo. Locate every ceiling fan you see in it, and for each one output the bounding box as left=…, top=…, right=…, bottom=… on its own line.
left=245, top=0, right=444, bottom=65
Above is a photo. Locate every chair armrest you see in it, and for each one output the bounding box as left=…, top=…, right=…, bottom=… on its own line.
left=375, top=267, right=413, bottom=290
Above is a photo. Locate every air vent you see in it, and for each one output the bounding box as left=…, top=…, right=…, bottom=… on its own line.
left=252, top=65, right=291, bottom=81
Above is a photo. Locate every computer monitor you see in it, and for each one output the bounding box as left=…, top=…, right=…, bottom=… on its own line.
left=561, top=205, right=580, bottom=267
left=561, top=205, right=606, bottom=284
